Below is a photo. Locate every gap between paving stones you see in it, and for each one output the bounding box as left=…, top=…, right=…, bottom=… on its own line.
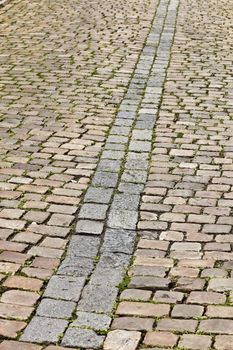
left=20, top=0, right=179, bottom=348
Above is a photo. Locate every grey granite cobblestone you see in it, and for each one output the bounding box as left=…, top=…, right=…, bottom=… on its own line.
left=73, top=311, right=111, bottom=330
left=58, top=256, right=94, bottom=277
left=78, top=283, right=119, bottom=313
left=84, top=187, right=113, bottom=204
left=78, top=203, right=108, bottom=220
left=92, top=171, right=118, bottom=187
left=75, top=219, right=104, bottom=235
left=36, top=298, right=76, bottom=319
left=21, top=317, right=68, bottom=343
left=100, top=228, right=136, bottom=254
left=44, top=275, right=85, bottom=301
left=108, top=209, right=138, bottom=230
left=62, top=328, right=104, bottom=348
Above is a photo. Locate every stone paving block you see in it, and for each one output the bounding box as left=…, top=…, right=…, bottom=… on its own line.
left=129, top=265, right=167, bottom=277
left=98, top=159, right=122, bottom=172
left=84, top=187, right=113, bottom=204
left=120, top=289, right=152, bottom=301
left=62, top=328, right=104, bottom=349
left=0, top=341, right=42, bottom=350
left=91, top=253, right=130, bottom=286
left=92, top=172, right=118, bottom=188
left=72, top=311, right=111, bottom=330
left=108, top=209, right=138, bottom=229
left=112, top=317, right=153, bottom=331
left=100, top=228, right=136, bottom=255
left=125, top=158, right=149, bottom=170
left=67, top=235, right=100, bottom=258
left=3, top=276, right=43, bottom=291
left=118, top=183, right=144, bottom=194
left=208, top=278, right=233, bottom=292
left=178, top=334, right=212, bottom=350
left=121, top=170, right=147, bottom=184
left=75, top=219, right=104, bottom=235
left=214, top=335, right=233, bottom=350
left=78, top=203, right=108, bottom=220
left=78, top=283, right=119, bottom=313
left=21, top=316, right=68, bottom=343
left=0, top=319, right=26, bottom=338
left=111, top=194, right=140, bottom=211
left=143, top=331, right=178, bottom=347
left=36, top=298, right=76, bottom=318
left=104, top=330, right=141, bottom=350
left=199, top=319, right=233, bottom=334
left=0, top=290, right=39, bottom=306
left=0, top=303, right=33, bottom=320
left=174, top=277, right=205, bottom=292
left=58, top=256, right=94, bottom=277
left=129, top=141, right=151, bottom=152
left=129, top=276, right=170, bottom=290
left=187, top=291, right=226, bottom=304
left=157, top=319, right=197, bottom=332
left=171, top=304, right=204, bottom=319
left=206, top=306, right=233, bottom=319
left=117, top=302, right=170, bottom=317
left=44, top=275, right=85, bottom=301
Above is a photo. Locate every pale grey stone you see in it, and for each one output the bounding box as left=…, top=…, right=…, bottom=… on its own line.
left=44, top=275, right=85, bottom=301
left=98, top=159, right=121, bottom=172
left=76, top=219, right=104, bottom=235
left=58, top=256, right=94, bottom=277
left=62, top=328, right=104, bottom=349
left=108, top=209, right=138, bottom=230
left=111, top=194, right=140, bottom=211
left=92, top=171, right=118, bottom=187
left=104, top=330, right=141, bottom=350
left=78, top=283, right=118, bottom=313
left=121, top=170, right=147, bottom=183
left=72, top=311, right=111, bottom=330
left=100, top=228, right=136, bottom=254
left=84, top=187, right=113, bottom=204
left=21, top=316, right=68, bottom=343
left=36, top=298, right=75, bottom=318
left=68, top=235, right=100, bottom=258
left=78, top=203, right=108, bottom=220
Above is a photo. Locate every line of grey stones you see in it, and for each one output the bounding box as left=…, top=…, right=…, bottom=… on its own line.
left=21, top=0, right=179, bottom=348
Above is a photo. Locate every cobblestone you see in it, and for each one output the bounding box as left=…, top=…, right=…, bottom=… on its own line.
left=1, top=0, right=233, bottom=348
left=21, top=317, right=68, bottom=343
left=36, top=299, right=76, bottom=319
left=62, top=328, right=104, bottom=349
left=43, top=275, right=85, bottom=301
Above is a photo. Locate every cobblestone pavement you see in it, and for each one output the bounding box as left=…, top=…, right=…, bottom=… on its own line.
left=108, top=0, right=233, bottom=349
left=1, top=0, right=233, bottom=348
left=0, top=0, right=158, bottom=347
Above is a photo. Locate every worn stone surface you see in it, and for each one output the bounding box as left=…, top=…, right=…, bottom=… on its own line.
left=72, top=311, right=111, bottom=330
left=36, top=298, right=76, bottom=319
left=104, top=330, right=141, bottom=350
left=43, top=275, right=85, bottom=301
left=21, top=317, right=68, bottom=343
left=2, top=0, right=233, bottom=348
left=62, top=328, right=104, bottom=349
